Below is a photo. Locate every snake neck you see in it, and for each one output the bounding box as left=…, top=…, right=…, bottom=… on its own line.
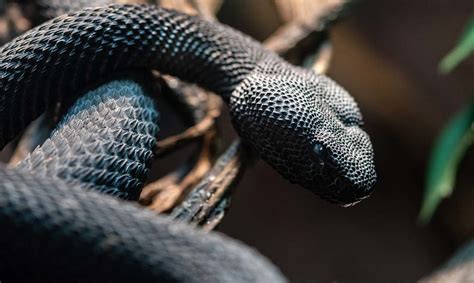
left=144, top=7, right=266, bottom=99
left=32, top=3, right=267, bottom=98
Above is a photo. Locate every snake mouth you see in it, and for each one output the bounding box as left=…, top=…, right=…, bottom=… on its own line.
left=312, top=159, right=376, bottom=206
left=316, top=176, right=375, bottom=206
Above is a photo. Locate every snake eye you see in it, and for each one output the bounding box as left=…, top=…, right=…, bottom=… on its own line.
left=312, top=142, right=327, bottom=158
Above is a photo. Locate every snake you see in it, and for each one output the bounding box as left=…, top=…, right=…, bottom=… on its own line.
left=0, top=2, right=377, bottom=281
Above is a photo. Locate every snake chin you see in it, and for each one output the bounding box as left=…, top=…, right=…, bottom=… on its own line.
left=230, top=61, right=377, bottom=205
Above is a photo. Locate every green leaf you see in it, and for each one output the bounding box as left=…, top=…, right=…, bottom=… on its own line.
left=439, top=15, right=474, bottom=74
left=419, top=100, right=474, bottom=224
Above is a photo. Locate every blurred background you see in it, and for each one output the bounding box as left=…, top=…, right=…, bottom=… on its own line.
left=1, top=0, right=473, bottom=282
left=211, top=0, right=474, bottom=282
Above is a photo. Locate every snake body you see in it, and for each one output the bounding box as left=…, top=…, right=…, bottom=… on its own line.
left=0, top=165, right=284, bottom=282
left=16, top=73, right=160, bottom=200
left=0, top=3, right=377, bottom=281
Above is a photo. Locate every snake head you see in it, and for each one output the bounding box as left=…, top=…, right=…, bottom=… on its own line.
left=230, top=64, right=376, bottom=206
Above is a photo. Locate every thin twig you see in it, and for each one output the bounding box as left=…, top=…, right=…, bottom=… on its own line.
left=139, top=1, right=225, bottom=212
left=200, top=195, right=231, bottom=231
left=264, top=0, right=345, bottom=60
left=154, top=93, right=221, bottom=157
left=170, top=141, right=245, bottom=224
left=8, top=114, right=51, bottom=166
left=306, top=38, right=333, bottom=74
left=140, top=75, right=221, bottom=212
left=140, top=126, right=217, bottom=212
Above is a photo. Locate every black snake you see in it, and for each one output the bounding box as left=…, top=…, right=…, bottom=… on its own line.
left=0, top=2, right=377, bottom=281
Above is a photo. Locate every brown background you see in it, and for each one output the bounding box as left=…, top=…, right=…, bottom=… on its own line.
left=1, top=0, right=473, bottom=282
left=213, top=0, right=474, bottom=282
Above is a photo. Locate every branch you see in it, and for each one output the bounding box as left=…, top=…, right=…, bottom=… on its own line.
left=419, top=241, right=474, bottom=283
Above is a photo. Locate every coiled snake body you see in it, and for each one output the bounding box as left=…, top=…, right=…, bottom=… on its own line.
left=0, top=3, right=376, bottom=281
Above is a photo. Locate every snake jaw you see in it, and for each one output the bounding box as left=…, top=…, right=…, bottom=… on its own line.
left=230, top=64, right=376, bottom=205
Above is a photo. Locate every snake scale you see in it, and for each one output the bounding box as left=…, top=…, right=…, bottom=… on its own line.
left=0, top=2, right=377, bottom=282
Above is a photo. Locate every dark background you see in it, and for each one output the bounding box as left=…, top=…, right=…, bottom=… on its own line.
left=213, top=0, right=474, bottom=282
left=1, top=0, right=473, bottom=282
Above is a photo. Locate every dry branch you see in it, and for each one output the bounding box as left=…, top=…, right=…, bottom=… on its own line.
left=419, top=241, right=474, bottom=283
